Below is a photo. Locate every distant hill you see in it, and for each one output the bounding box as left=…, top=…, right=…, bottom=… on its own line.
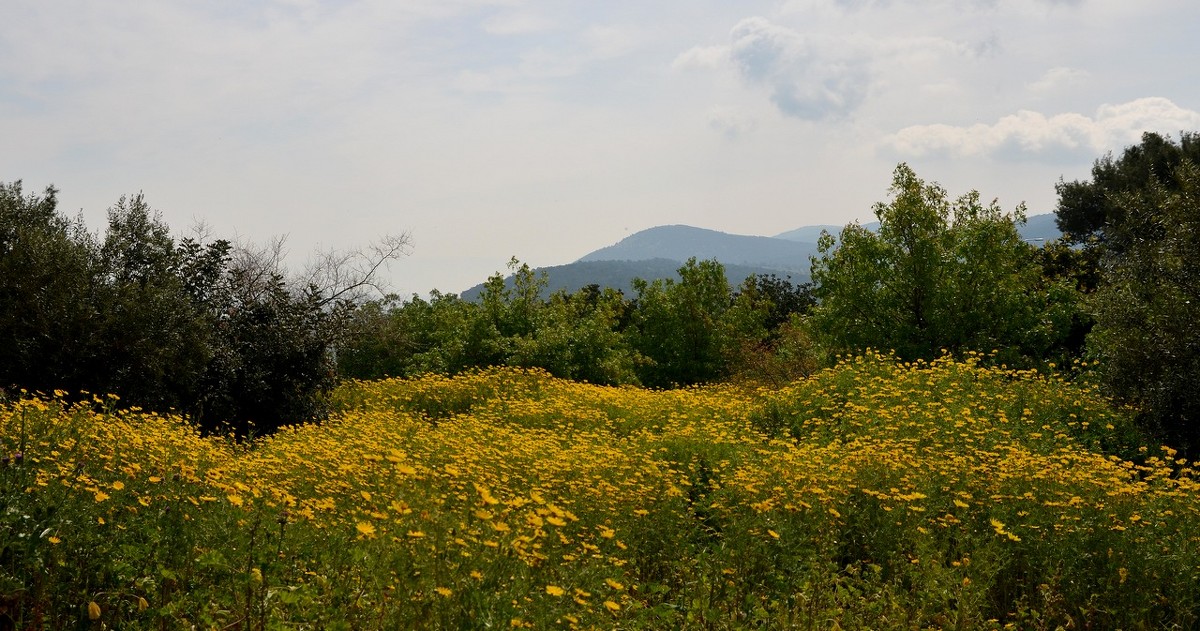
left=457, top=214, right=1062, bottom=299
left=1017, top=213, right=1061, bottom=243
left=774, top=214, right=1060, bottom=243
left=579, top=225, right=817, bottom=273
left=459, top=258, right=806, bottom=301
left=773, top=224, right=845, bottom=242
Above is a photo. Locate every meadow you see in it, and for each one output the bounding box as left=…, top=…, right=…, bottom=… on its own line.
left=3, top=352, right=1199, bottom=629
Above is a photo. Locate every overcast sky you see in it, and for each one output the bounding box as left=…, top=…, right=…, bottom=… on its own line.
left=4, top=0, right=1198, bottom=295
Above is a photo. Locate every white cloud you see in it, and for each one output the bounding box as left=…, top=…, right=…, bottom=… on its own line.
left=783, top=0, right=1083, bottom=11
left=675, top=17, right=972, bottom=121
left=727, top=17, right=874, bottom=120
left=1026, top=66, right=1090, bottom=94
left=884, top=97, right=1200, bottom=159
left=671, top=45, right=729, bottom=71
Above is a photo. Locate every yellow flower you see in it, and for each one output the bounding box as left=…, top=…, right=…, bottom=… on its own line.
left=88, top=601, right=101, bottom=620
left=227, top=494, right=244, bottom=507
left=138, top=596, right=149, bottom=612
left=407, top=530, right=426, bottom=538
left=767, top=529, right=780, bottom=539
left=111, top=481, right=125, bottom=491
left=545, top=585, right=565, bottom=596
left=475, top=483, right=500, bottom=505
left=355, top=522, right=377, bottom=537
left=94, top=491, right=110, bottom=503
left=603, top=600, right=621, bottom=612
left=435, top=586, right=453, bottom=597
left=604, top=578, right=625, bottom=590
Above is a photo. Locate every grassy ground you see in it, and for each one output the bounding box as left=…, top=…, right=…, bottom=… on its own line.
left=2, top=352, right=1197, bottom=629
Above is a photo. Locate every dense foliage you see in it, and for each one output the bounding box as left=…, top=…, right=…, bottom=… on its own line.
left=1056, top=131, right=1200, bottom=253
left=1086, top=159, right=1200, bottom=452
left=0, top=183, right=347, bottom=436
left=7, top=357, right=1192, bottom=629
left=338, top=258, right=817, bottom=388
left=810, top=164, right=1079, bottom=367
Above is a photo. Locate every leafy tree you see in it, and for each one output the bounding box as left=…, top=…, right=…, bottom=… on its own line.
left=0, top=181, right=97, bottom=396
left=340, top=265, right=642, bottom=385
left=509, top=285, right=642, bottom=385
left=733, top=274, right=816, bottom=334
left=1056, top=131, right=1200, bottom=252
left=0, top=181, right=407, bottom=435
left=628, top=258, right=768, bottom=387
left=1087, top=159, right=1200, bottom=451
left=199, top=269, right=339, bottom=436
left=811, top=163, right=1077, bottom=365
left=91, top=194, right=228, bottom=412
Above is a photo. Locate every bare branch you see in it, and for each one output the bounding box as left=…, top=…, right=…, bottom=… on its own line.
left=301, top=232, right=413, bottom=307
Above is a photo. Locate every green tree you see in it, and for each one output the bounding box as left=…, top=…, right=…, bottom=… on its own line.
left=1087, top=159, right=1200, bottom=451
left=0, top=181, right=97, bottom=396
left=1056, top=131, right=1200, bottom=252
left=732, top=273, right=816, bottom=335
left=0, top=181, right=408, bottom=435
left=92, top=194, right=227, bottom=412
left=507, top=284, right=641, bottom=385
left=628, top=258, right=767, bottom=387
left=810, top=163, right=1077, bottom=364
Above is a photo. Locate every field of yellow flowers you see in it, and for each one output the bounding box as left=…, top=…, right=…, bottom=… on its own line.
left=3, top=352, right=1199, bottom=629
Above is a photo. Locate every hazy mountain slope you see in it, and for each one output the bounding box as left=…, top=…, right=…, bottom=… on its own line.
left=459, top=258, right=808, bottom=301
left=1017, top=213, right=1061, bottom=243
left=774, top=214, right=1061, bottom=243
left=772, top=225, right=844, bottom=242
left=579, top=225, right=817, bottom=273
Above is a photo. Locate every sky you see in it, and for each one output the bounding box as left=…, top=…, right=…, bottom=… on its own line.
left=3, top=0, right=1199, bottom=296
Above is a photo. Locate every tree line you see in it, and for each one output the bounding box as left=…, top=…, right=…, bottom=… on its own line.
left=3, top=132, right=1198, bottom=450
left=0, top=187, right=406, bottom=436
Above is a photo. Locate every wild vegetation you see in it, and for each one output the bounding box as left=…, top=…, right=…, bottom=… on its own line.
left=5, top=355, right=1195, bottom=628
left=2, top=132, right=1200, bottom=627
